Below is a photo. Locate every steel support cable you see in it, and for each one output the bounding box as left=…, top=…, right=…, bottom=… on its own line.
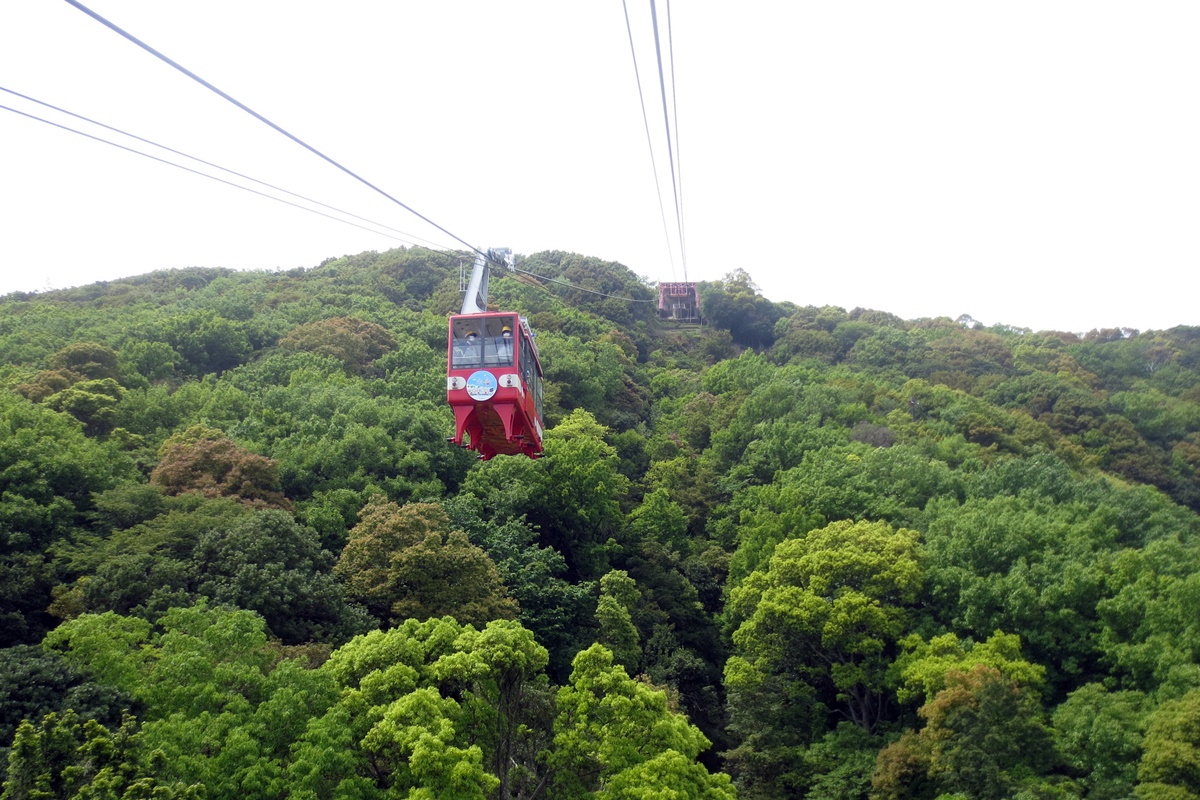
left=648, top=0, right=685, bottom=275
left=7, top=94, right=652, bottom=308
left=63, top=0, right=494, bottom=265
left=665, top=0, right=688, bottom=281
left=0, top=85, right=458, bottom=253
left=621, top=0, right=677, bottom=280
left=0, top=102, right=438, bottom=246
left=511, top=266, right=655, bottom=303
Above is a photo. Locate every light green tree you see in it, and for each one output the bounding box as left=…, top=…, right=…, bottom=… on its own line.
left=627, top=489, right=689, bottom=553
left=539, top=410, right=632, bottom=579
left=891, top=630, right=1046, bottom=706
left=42, top=603, right=336, bottom=798
left=727, top=519, right=922, bottom=734
left=1, top=710, right=201, bottom=800
left=548, top=644, right=734, bottom=799
left=595, top=571, right=642, bottom=672
left=725, top=519, right=921, bottom=797
left=1137, top=689, right=1200, bottom=800
left=288, top=617, right=551, bottom=800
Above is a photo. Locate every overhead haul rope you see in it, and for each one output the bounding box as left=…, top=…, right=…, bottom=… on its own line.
left=0, top=102, right=459, bottom=247
left=63, top=0, right=655, bottom=296
left=0, top=85, right=457, bottom=253
left=2, top=93, right=641, bottom=305
left=511, top=266, right=656, bottom=303
left=664, top=0, right=688, bottom=280
left=621, top=0, right=677, bottom=280
left=649, top=0, right=686, bottom=280
left=64, top=0, right=491, bottom=264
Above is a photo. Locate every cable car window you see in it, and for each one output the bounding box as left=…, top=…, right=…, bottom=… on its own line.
left=451, top=321, right=485, bottom=369
left=520, top=337, right=529, bottom=384
left=532, top=365, right=543, bottom=422
left=521, top=334, right=544, bottom=422
left=452, top=317, right=515, bottom=369
left=487, top=316, right=516, bottom=367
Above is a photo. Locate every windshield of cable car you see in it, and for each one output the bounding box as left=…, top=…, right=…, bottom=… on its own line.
left=451, top=316, right=517, bottom=370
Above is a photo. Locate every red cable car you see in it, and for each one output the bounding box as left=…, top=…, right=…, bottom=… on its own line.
left=446, top=249, right=545, bottom=459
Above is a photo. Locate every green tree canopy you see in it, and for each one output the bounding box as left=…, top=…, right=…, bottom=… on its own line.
left=549, top=643, right=734, bottom=800
left=724, top=519, right=921, bottom=798
left=335, top=498, right=516, bottom=628
left=150, top=426, right=290, bottom=510
left=278, top=316, right=396, bottom=374
left=872, top=665, right=1054, bottom=800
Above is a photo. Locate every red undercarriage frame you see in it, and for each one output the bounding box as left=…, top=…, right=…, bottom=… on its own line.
left=449, top=398, right=542, bottom=460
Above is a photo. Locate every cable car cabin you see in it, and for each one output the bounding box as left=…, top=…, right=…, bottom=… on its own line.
left=447, top=312, right=545, bottom=459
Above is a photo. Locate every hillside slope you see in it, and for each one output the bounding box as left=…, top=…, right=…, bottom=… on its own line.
left=2, top=248, right=1199, bottom=799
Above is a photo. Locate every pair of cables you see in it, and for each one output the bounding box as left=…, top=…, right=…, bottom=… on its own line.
left=9, top=0, right=652, bottom=303
left=0, top=85, right=455, bottom=253
left=621, top=0, right=688, bottom=283
left=0, top=0, right=481, bottom=262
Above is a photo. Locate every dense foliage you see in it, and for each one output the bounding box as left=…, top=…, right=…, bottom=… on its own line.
left=2, top=246, right=1200, bottom=799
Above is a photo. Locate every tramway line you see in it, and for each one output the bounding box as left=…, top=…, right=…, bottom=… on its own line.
left=44, top=0, right=695, bottom=461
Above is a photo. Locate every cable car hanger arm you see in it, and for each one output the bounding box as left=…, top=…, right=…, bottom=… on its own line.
left=460, top=247, right=513, bottom=315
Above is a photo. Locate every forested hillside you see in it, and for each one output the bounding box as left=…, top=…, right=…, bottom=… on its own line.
left=2, top=247, right=1200, bottom=799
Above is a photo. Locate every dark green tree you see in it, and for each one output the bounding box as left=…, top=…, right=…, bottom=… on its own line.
left=871, top=665, right=1054, bottom=800
left=192, top=509, right=373, bottom=644
left=335, top=498, right=516, bottom=628
left=1054, top=683, right=1150, bottom=800
left=0, top=395, right=135, bottom=643
left=699, top=270, right=782, bottom=350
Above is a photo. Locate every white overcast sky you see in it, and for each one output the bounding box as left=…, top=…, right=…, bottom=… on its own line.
left=1, top=1, right=1196, bottom=334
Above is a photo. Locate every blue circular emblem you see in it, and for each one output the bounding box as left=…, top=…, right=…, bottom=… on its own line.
left=465, top=370, right=498, bottom=401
